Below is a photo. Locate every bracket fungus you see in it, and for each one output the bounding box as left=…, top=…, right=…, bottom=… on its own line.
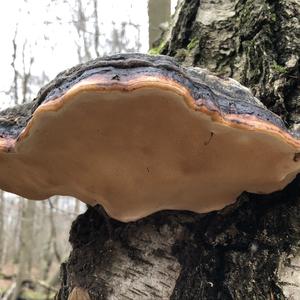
left=0, top=53, right=300, bottom=222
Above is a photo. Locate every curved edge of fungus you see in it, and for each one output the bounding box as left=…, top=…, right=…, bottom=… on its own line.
left=1, top=74, right=300, bottom=155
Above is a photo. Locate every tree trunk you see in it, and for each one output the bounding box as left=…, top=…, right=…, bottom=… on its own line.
left=148, top=0, right=171, bottom=48
left=55, top=0, right=300, bottom=299
left=163, top=0, right=300, bottom=126
left=12, top=199, right=35, bottom=300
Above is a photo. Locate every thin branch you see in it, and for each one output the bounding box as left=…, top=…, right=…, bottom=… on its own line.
left=93, top=0, right=100, bottom=57
left=48, top=199, right=62, bottom=263
left=11, top=27, right=19, bottom=104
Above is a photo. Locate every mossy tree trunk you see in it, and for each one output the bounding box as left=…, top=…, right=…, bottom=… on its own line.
left=56, top=1, right=300, bottom=299
left=163, top=0, right=300, bottom=126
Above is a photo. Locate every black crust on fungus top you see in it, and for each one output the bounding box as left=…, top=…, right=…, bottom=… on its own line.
left=0, top=53, right=289, bottom=139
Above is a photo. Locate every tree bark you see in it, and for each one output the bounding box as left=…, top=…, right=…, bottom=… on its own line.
left=40, top=0, right=300, bottom=299
left=163, top=0, right=300, bottom=126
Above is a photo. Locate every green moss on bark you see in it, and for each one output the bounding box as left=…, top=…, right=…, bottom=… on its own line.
left=187, top=37, right=199, bottom=51
left=165, top=0, right=300, bottom=123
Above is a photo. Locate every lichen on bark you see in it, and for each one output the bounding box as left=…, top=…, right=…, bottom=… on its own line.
left=164, top=0, right=300, bottom=126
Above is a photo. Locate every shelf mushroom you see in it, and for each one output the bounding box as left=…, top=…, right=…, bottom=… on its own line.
left=0, top=53, right=300, bottom=222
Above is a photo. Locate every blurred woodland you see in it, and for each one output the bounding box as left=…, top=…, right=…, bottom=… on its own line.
left=0, top=0, right=173, bottom=299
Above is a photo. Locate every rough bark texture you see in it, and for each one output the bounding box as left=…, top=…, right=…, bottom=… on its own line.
left=163, top=0, right=300, bottom=128
left=57, top=184, right=300, bottom=300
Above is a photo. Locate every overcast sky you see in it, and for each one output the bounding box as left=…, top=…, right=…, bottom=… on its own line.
left=0, top=0, right=177, bottom=108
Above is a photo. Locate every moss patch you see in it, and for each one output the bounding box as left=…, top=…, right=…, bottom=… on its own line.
left=148, top=41, right=167, bottom=55
left=187, top=37, right=199, bottom=51
left=273, top=63, right=288, bottom=74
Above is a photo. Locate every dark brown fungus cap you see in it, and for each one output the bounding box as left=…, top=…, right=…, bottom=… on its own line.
left=0, top=53, right=300, bottom=222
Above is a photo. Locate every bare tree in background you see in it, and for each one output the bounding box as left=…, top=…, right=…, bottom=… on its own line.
left=12, top=200, right=35, bottom=300
left=148, top=0, right=171, bottom=48
left=72, top=0, right=102, bottom=62
left=11, top=29, right=19, bottom=103
left=72, top=0, right=142, bottom=60
left=106, top=21, right=142, bottom=54
left=8, top=31, right=37, bottom=299
left=42, top=199, right=62, bottom=281
left=93, top=0, right=100, bottom=57
left=75, top=0, right=92, bottom=62
left=20, top=41, right=34, bottom=104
